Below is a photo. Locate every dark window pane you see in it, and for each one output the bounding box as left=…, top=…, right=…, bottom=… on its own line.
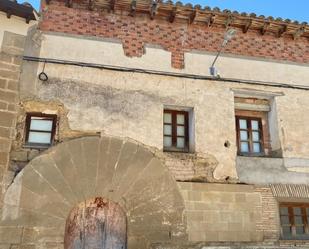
left=293, top=207, right=302, bottom=215
left=282, top=226, right=291, bottom=237
left=177, top=137, right=185, bottom=148
left=240, top=131, right=248, bottom=140
left=177, top=126, right=184, bottom=136
left=296, top=226, right=305, bottom=234
left=30, top=119, right=53, bottom=131
left=295, top=216, right=304, bottom=225
left=253, top=143, right=261, bottom=153
left=28, top=131, right=51, bottom=144
left=280, top=207, right=289, bottom=215
left=280, top=216, right=290, bottom=225
left=163, top=136, right=172, bottom=147
left=252, top=131, right=260, bottom=141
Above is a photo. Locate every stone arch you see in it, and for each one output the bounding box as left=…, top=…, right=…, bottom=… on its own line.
left=1, top=136, right=186, bottom=248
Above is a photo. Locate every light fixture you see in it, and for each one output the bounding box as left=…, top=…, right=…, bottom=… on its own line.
left=38, top=61, right=48, bottom=82
left=209, top=28, right=236, bottom=77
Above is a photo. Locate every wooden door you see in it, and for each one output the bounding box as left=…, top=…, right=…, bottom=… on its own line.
left=64, top=197, right=127, bottom=249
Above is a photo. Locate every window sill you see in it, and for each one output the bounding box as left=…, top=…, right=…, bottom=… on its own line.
left=23, top=143, right=52, bottom=149
left=163, top=147, right=190, bottom=153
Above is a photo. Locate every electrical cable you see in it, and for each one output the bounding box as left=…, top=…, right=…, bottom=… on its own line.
left=23, top=56, right=309, bottom=91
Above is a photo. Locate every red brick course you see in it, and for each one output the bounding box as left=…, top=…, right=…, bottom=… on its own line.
left=40, top=0, right=309, bottom=69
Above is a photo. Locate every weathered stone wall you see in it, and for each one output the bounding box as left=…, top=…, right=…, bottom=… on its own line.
left=0, top=32, right=24, bottom=205
left=179, top=182, right=263, bottom=242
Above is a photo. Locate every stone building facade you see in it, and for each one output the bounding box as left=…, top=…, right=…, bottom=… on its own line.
left=1, top=0, right=309, bottom=248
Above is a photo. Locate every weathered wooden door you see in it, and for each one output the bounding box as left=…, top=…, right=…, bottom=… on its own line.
left=64, top=197, right=127, bottom=249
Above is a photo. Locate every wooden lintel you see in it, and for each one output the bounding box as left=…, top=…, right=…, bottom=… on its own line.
left=277, top=25, right=287, bottom=38
left=150, top=0, right=158, bottom=20
left=88, top=0, right=94, bottom=10
left=260, top=22, right=270, bottom=35
left=225, top=15, right=234, bottom=28
left=129, top=0, right=137, bottom=16
left=189, top=10, right=197, bottom=25
left=169, top=7, right=177, bottom=23
left=66, top=0, right=73, bottom=8
left=293, top=26, right=305, bottom=40
left=242, top=19, right=252, bottom=33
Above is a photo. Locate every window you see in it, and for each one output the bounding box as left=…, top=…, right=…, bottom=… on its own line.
left=163, top=110, right=189, bottom=152
left=280, top=203, right=309, bottom=240
left=236, top=116, right=264, bottom=155
left=25, top=113, right=57, bottom=147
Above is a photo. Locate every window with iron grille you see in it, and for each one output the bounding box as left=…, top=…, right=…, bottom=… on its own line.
left=235, top=116, right=264, bottom=155
left=25, top=113, right=57, bottom=148
left=280, top=203, right=309, bottom=240
left=163, top=110, right=189, bottom=152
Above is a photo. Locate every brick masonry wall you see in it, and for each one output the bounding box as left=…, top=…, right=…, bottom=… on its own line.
left=40, top=0, right=309, bottom=69
left=0, top=32, right=24, bottom=206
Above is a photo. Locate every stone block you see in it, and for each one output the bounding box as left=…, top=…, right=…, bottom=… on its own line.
left=0, top=70, right=19, bottom=81
left=0, top=138, right=11, bottom=153
left=0, top=52, right=13, bottom=63
left=235, top=193, right=246, bottom=202
left=7, top=80, right=18, bottom=91
left=0, top=152, right=8, bottom=165
left=218, top=231, right=238, bottom=241
left=10, top=151, right=28, bottom=161
left=187, top=191, right=202, bottom=201
left=0, top=102, right=7, bottom=111
left=186, top=211, right=204, bottom=221
left=22, top=227, right=64, bottom=243
left=0, top=89, right=17, bottom=103
left=0, top=226, right=23, bottom=243
left=0, top=111, right=15, bottom=127
left=0, top=79, right=6, bottom=89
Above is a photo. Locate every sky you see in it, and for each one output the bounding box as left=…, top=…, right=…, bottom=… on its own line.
left=19, top=0, right=309, bottom=23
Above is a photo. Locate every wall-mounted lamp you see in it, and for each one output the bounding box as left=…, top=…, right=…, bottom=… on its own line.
left=209, top=29, right=236, bottom=77
left=38, top=61, right=48, bottom=82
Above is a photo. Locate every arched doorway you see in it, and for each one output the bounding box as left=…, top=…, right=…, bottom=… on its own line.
left=64, top=197, right=126, bottom=249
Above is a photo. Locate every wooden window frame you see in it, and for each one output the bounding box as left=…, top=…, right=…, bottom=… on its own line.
left=25, top=113, right=57, bottom=148
left=236, top=116, right=264, bottom=156
left=163, top=109, right=189, bottom=152
left=280, top=203, right=309, bottom=240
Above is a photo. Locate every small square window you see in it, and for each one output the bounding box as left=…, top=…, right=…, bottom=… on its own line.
left=236, top=116, right=264, bottom=155
left=25, top=113, right=57, bottom=148
left=163, top=110, right=189, bottom=152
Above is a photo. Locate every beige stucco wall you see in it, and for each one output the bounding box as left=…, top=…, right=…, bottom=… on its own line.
left=0, top=12, right=36, bottom=50
left=20, top=32, right=309, bottom=181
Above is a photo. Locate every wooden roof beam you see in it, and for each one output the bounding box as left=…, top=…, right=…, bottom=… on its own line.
left=169, top=7, right=177, bottom=23
left=260, top=22, right=270, bottom=35
left=206, top=14, right=215, bottom=27
left=189, top=10, right=196, bottom=25
left=293, top=26, right=305, bottom=40
left=129, top=0, right=136, bottom=17
left=225, top=15, right=234, bottom=28
left=66, top=0, right=73, bottom=8
left=243, top=19, right=252, bottom=33
left=88, top=0, right=94, bottom=10
left=150, top=0, right=158, bottom=20
left=277, top=24, right=287, bottom=38
left=110, top=0, right=116, bottom=12
left=6, top=9, right=11, bottom=18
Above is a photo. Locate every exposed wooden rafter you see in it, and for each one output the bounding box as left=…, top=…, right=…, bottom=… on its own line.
left=205, top=14, right=215, bottom=27
left=6, top=9, right=11, bottom=18
left=110, top=0, right=116, bottom=12
left=243, top=19, right=252, bottom=33
left=189, top=10, right=196, bottom=25
left=46, top=0, right=50, bottom=4
left=277, top=25, right=287, bottom=38
left=260, top=22, right=270, bottom=35
left=66, top=0, right=73, bottom=8
left=169, top=7, right=177, bottom=23
left=88, top=0, right=94, bottom=10
left=293, top=26, right=305, bottom=40
left=129, top=0, right=136, bottom=17
left=149, top=0, right=158, bottom=20
left=225, top=15, right=234, bottom=28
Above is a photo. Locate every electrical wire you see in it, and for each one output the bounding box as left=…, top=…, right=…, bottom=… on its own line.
left=23, top=56, right=309, bottom=91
